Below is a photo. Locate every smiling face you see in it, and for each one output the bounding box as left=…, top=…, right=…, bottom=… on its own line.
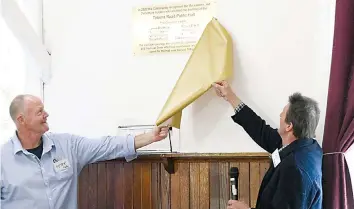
left=16, top=96, right=49, bottom=135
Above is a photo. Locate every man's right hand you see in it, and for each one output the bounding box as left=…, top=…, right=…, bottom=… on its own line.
left=212, top=80, right=242, bottom=109
left=227, top=200, right=251, bottom=209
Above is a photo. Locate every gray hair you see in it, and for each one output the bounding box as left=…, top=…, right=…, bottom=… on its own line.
left=285, top=92, right=320, bottom=139
left=9, top=94, right=30, bottom=121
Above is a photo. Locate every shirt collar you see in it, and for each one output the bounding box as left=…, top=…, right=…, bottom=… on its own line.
left=279, top=138, right=315, bottom=160
left=11, top=131, right=55, bottom=155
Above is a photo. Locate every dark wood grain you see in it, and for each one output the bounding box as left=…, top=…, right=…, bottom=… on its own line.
left=199, top=162, right=209, bottom=209
left=190, top=162, right=199, bottom=209
left=78, top=153, right=270, bottom=209
left=171, top=162, right=181, bottom=209
left=107, top=152, right=270, bottom=161
left=209, top=162, right=220, bottom=209
left=88, top=164, right=98, bottom=209
left=106, top=163, right=114, bottom=209
left=179, top=163, right=190, bottom=209
left=123, top=163, right=133, bottom=209
left=114, top=163, right=124, bottom=209
left=115, top=163, right=124, bottom=209
left=160, top=162, right=170, bottom=209
left=133, top=163, right=142, bottom=209
left=141, top=163, right=152, bottom=209
left=260, top=162, right=269, bottom=182
left=151, top=163, right=160, bottom=209
left=219, top=162, right=229, bottom=209
left=239, top=162, right=250, bottom=205
left=250, top=162, right=260, bottom=208
left=78, top=166, right=89, bottom=209
left=97, top=163, right=107, bottom=209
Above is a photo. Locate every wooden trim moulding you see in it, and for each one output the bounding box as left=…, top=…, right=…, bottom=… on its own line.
left=105, top=152, right=270, bottom=174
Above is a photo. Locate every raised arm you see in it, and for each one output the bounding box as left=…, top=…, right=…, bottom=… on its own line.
left=70, top=134, right=137, bottom=171
left=231, top=104, right=282, bottom=153
left=52, top=126, right=169, bottom=171
left=213, top=81, right=282, bottom=153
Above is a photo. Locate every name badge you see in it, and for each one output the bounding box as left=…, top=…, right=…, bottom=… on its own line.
left=54, top=159, right=70, bottom=172
left=271, top=148, right=281, bottom=168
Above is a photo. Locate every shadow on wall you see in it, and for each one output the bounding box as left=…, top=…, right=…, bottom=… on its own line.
left=190, top=41, right=279, bottom=143
left=191, top=43, right=243, bottom=141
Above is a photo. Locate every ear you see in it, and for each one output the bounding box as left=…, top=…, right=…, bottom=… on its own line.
left=16, top=114, right=25, bottom=124
left=285, top=122, right=293, bottom=132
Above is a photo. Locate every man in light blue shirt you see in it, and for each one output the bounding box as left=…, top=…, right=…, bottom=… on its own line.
left=1, top=94, right=169, bottom=209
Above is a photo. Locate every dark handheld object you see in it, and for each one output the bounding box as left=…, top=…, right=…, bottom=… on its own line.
left=229, top=167, right=239, bottom=200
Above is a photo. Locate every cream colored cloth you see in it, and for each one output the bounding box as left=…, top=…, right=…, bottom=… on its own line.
left=156, top=17, right=234, bottom=128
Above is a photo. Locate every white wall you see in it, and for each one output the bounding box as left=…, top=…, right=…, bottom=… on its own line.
left=0, top=0, right=43, bottom=144
left=13, top=0, right=42, bottom=36
left=43, top=0, right=335, bottom=153
left=1, top=0, right=44, bottom=97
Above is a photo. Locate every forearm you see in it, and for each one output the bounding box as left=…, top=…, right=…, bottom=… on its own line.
left=231, top=103, right=282, bottom=153
left=134, top=132, right=154, bottom=149
left=227, top=93, right=242, bottom=109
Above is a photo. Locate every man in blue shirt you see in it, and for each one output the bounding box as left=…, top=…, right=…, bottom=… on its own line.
left=1, top=94, right=169, bottom=209
left=213, top=81, right=323, bottom=209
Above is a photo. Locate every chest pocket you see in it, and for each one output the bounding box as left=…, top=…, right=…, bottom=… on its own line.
left=52, top=159, right=74, bottom=181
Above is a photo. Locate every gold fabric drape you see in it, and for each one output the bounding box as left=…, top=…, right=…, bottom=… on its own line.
left=156, top=18, right=234, bottom=128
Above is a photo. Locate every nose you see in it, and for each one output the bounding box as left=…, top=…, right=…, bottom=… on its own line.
left=44, top=110, right=49, bottom=118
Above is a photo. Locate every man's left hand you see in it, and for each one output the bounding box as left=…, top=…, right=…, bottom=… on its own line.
left=152, top=126, right=169, bottom=142
left=227, top=200, right=250, bottom=209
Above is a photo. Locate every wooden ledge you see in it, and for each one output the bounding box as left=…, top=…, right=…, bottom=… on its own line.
left=133, top=152, right=269, bottom=159
left=155, top=152, right=270, bottom=174
left=106, top=152, right=270, bottom=174
left=108, top=152, right=270, bottom=161
left=157, top=152, right=269, bottom=158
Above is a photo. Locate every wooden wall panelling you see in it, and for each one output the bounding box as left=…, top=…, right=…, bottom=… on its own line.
left=151, top=163, right=160, bottom=209
left=180, top=162, right=190, bottom=209
left=239, top=162, right=250, bottom=205
left=113, top=162, right=124, bottom=209
left=141, top=163, right=152, bottom=209
left=124, top=163, right=134, bottom=209
left=209, top=162, right=220, bottom=208
left=260, top=162, right=269, bottom=181
left=160, top=162, right=171, bottom=209
left=133, top=162, right=142, bottom=209
left=88, top=164, right=98, bottom=209
left=78, top=163, right=89, bottom=209
left=170, top=162, right=181, bottom=209
left=97, top=163, right=107, bottom=209
left=189, top=162, right=198, bottom=209
left=250, top=162, right=260, bottom=208
left=77, top=153, right=270, bottom=209
left=219, top=162, right=229, bottom=209
left=199, top=162, right=209, bottom=209
left=106, top=162, right=115, bottom=209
